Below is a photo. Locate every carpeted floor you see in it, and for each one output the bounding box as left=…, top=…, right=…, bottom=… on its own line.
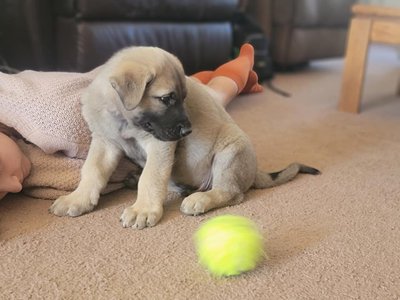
left=1, top=45, right=399, bottom=299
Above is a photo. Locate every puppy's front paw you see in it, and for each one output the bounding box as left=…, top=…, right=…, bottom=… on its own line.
left=49, top=193, right=94, bottom=217
left=120, top=202, right=163, bottom=229
left=180, top=192, right=211, bottom=216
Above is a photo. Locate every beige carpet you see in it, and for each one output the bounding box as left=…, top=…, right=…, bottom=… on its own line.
left=1, top=45, right=399, bottom=299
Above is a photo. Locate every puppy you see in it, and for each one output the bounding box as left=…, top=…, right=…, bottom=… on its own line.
left=50, top=46, right=319, bottom=229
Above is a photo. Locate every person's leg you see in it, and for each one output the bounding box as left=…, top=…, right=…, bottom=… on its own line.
left=206, top=77, right=239, bottom=107
left=206, top=71, right=263, bottom=106
left=190, top=44, right=263, bottom=107
left=242, top=70, right=263, bottom=94
left=191, top=71, right=213, bottom=84
left=210, top=43, right=254, bottom=94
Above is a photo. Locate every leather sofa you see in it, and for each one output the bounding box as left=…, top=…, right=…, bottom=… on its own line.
left=246, top=0, right=356, bottom=68
left=0, top=0, right=242, bottom=74
left=0, top=0, right=55, bottom=72
left=0, top=0, right=356, bottom=74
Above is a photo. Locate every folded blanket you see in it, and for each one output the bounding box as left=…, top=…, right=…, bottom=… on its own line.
left=0, top=69, right=141, bottom=199
left=17, top=140, right=140, bottom=199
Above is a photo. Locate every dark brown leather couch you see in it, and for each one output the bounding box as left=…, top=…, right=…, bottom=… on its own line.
left=246, top=0, right=356, bottom=68
left=1, top=0, right=356, bottom=74
left=0, top=0, right=55, bottom=71
left=0, top=0, right=242, bottom=74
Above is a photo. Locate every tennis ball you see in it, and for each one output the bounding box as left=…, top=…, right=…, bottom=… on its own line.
left=195, top=215, right=264, bottom=277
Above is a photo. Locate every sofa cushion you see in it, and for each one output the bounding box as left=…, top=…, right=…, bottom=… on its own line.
left=273, top=0, right=353, bottom=27
left=272, top=27, right=348, bottom=65
left=55, top=0, right=239, bottom=21
left=0, top=0, right=55, bottom=70
left=56, top=19, right=232, bottom=74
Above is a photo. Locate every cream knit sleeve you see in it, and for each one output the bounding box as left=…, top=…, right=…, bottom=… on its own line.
left=0, top=69, right=100, bottom=159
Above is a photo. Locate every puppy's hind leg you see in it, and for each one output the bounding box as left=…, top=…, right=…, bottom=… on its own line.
left=181, top=141, right=256, bottom=216
left=180, top=189, right=245, bottom=216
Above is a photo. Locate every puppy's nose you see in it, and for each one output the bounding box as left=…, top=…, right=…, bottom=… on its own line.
left=180, top=126, right=192, bottom=137
left=177, top=121, right=192, bottom=137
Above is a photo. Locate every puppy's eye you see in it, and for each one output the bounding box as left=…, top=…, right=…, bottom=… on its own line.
left=160, top=95, right=170, bottom=103
left=158, top=93, right=176, bottom=105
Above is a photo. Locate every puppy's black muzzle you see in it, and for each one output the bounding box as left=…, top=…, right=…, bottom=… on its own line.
left=138, top=116, right=192, bottom=141
left=163, top=118, right=192, bottom=141
left=136, top=104, right=192, bottom=141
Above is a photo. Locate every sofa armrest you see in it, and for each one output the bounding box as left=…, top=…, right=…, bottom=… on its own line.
left=245, top=0, right=272, bottom=38
left=0, top=0, right=55, bottom=71
left=247, top=0, right=356, bottom=67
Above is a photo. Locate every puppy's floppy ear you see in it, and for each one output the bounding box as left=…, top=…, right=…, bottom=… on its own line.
left=109, top=62, right=154, bottom=110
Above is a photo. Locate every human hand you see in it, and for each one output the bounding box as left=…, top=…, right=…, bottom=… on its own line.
left=0, top=132, right=31, bottom=199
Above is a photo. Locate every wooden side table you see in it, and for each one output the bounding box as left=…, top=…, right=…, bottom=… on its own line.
left=338, top=4, right=400, bottom=113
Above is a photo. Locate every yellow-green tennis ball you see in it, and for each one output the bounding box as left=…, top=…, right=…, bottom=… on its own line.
left=195, top=215, right=264, bottom=277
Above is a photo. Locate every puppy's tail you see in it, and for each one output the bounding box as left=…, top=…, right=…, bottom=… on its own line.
left=252, top=163, right=320, bottom=189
